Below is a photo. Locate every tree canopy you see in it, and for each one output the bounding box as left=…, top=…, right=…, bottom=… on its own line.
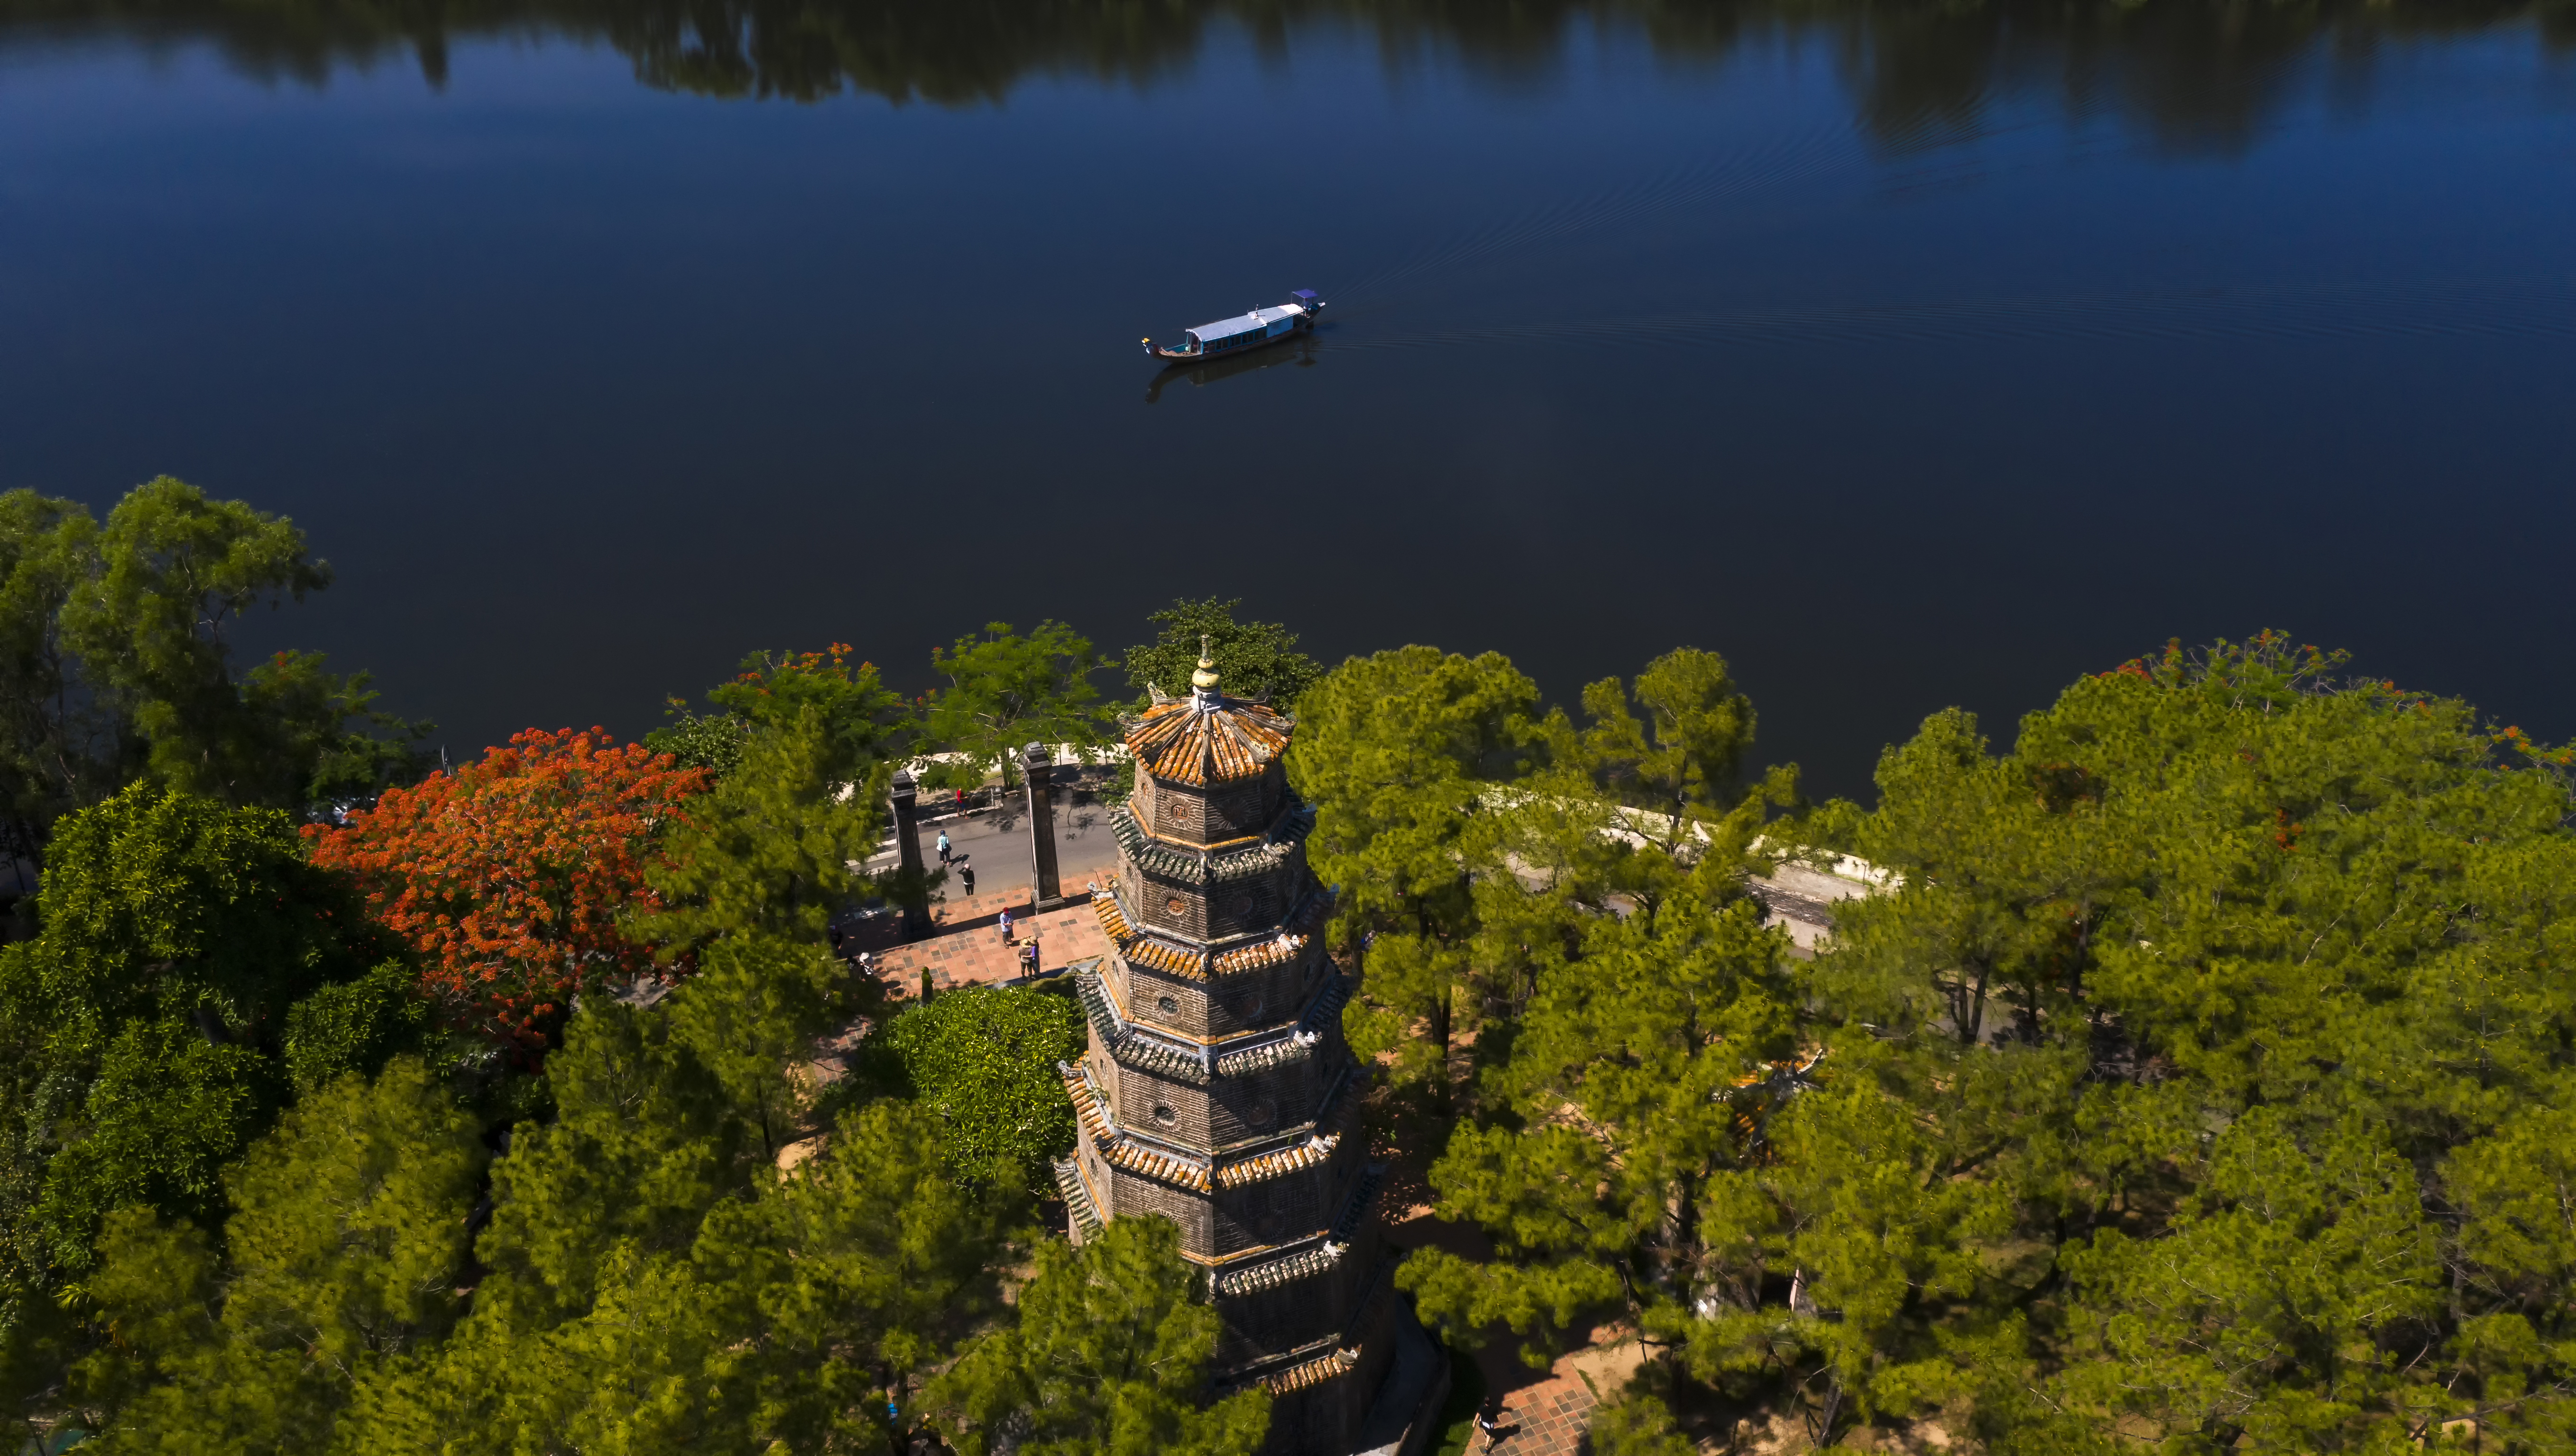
left=10, top=537, right=2569, bottom=1456
left=1122, top=597, right=1322, bottom=708
left=1382, top=632, right=2576, bottom=1451
left=306, top=727, right=708, bottom=1046
left=881, top=983, right=1085, bottom=1197
left=925, top=621, right=1113, bottom=791
left=0, top=479, right=425, bottom=846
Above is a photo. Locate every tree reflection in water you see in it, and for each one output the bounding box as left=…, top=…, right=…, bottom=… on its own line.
left=0, top=0, right=2564, bottom=147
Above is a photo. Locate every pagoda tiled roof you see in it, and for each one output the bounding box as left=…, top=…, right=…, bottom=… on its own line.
left=1124, top=693, right=1291, bottom=785
left=1110, top=802, right=1315, bottom=885
left=1222, top=1258, right=1396, bottom=1398
left=1059, top=1060, right=1354, bottom=1193
left=1208, top=1158, right=1384, bottom=1298
left=1074, top=964, right=1210, bottom=1084
left=1095, top=885, right=1334, bottom=984
left=1260, top=1345, right=1360, bottom=1394
left=1208, top=974, right=1347, bottom=1077
left=1213, top=1239, right=1346, bottom=1296
left=1052, top=1158, right=1104, bottom=1237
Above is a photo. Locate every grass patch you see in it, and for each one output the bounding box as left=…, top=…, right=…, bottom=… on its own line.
left=1429, top=1345, right=1489, bottom=1456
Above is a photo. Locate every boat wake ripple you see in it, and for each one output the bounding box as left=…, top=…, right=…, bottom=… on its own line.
left=1322, top=272, right=2576, bottom=355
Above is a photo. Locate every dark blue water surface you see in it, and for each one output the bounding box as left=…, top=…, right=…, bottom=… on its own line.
left=3, top=4, right=2571, bottom=795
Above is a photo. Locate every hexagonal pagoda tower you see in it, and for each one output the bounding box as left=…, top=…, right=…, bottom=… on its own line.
left=1053, top=648, right=1424, bottom=1454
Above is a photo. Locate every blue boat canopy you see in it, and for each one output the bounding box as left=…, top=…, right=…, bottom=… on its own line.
left=1185, top=303, right=1303, bottom=346
left=1291, top=289, right=1319, bottom=303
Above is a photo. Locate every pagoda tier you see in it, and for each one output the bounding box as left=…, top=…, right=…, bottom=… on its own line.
left=1055, top=654, right=1408, bottom=1454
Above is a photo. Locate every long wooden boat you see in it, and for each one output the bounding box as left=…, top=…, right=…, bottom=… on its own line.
left=1143, top=290, right=1325, bottom=361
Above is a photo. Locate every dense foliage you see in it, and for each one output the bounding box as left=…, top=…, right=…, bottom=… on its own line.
left=0, top=784, right=402, bottom=1433
left=1123, top=597, right=1322, bottom=707
left=882, top=984, right=1086, bottom=1196
left=0, top=478, right=424, bottom=845
left=1297, top=634, right=2576, bottom=1451
left=9, top=476, right=2563, bottom=1456
left=0, top=582, right=1263, bottom=1454
left=306, top=728, right=708, bottom=1046
left=923, top=621, right=1113, bottom=791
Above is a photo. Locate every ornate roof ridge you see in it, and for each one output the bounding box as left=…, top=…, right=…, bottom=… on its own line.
left=1207, top=1162, right=1383, bottom=1298
left=1096, top=884, right=1334, bottom=982
left=1217, top=1260, right=1397, bottom=1395
left=1074, top=966, right=1212, bottom=1083
left=1110, top=804, right=1313, bottom=886
left=1259, top=1343, right=1359, bottom=1394
left=1207, top=972, right=1347, bottom=1076
left=1052, top=1157, right=1104, bottom=1237
left=1212, top=1238, right=1346, bottom=1297
left=1062, top=1060, right=1353, bottom=1193
left=1122, top=693, right=1293, bottom=786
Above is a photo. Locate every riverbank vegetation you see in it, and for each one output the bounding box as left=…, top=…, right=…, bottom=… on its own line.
left=1292, top=635, right=2576, bottom=1452
left=0, top=479, right=1254, bottom=1455
left=4, top=475, right=2571, bottom=1453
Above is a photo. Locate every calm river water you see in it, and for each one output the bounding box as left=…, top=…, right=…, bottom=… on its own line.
left=3, top=2, right=2571, bottom=795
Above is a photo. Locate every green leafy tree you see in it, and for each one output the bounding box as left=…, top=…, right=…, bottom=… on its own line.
left=466, top=1000, right=750, bottom=1334
left=67, top=1055, right=487, bottom=1454
left=1289, top=646, right=1536, bottom=1105
left=1122, top=598, right=1322, bottom=707
left=667, top=934, right=853, bottom=1166
left=1399, top=883, right=1800, bottom=1369
left=1585, top=1388, right=1699, bottom=1456
left=280, top=961, right=437, bottom=1095
left=882, top=984, right=1084, bottom=1196
left=690, top=1099, right=1009, bottom=1454
left=61, top=478, right=427, bottom=813
left=928, top=1216, right=1269, bottom=1456
left=642, top=645, right=910, bottom=957
left=366, top=1093, right=1004, bottom=1456
left=0, top=491, right=107, bottom=842
left=0, top=480, right=424, bottom=846
left=1693, top=634, right=2576, bottom=1446
left=643, top=701, right=750, bottom=779
left=924, top=621, right=1113, bottom=792
left=0, top=784, right=389, bottom=1327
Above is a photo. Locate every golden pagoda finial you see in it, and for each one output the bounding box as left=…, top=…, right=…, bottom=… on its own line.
left=1190, top=633, right=1220, bottom=692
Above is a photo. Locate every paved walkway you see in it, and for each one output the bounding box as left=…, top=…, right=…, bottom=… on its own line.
left=868, top=878, right=1116, bottom=994
left=1478, top=1368, right=1601, bottom=1456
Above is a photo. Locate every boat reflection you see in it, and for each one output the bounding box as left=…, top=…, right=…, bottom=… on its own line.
left=1144, top=330, right=1320, bottom=404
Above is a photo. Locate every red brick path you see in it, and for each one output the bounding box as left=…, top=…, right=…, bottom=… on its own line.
left=1481, top=1371, right=1599, bottom=1455
left=869, top=879, right=1115, bottom=994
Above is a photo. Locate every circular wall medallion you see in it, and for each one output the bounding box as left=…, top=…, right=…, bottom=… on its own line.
left=1165, top=894, right=1187, bottom=916
left=1157, top=994, right=1179, bottom=1015
left=1247, top=1097, right=1278, bottom=1129
left=1152, top=1104, right=1177, bottom=1127
left=1228, top=893, right=1255, bottom=918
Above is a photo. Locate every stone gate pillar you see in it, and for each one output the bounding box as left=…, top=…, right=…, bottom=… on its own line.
left=1023, top=742, right=1068, bottom=912
left=888, top=769, right=933, bottom=941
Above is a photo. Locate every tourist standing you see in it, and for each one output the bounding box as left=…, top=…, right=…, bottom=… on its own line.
left=959, top=859, right=976, bottom=896
left=935, top=827, right=952, bottom=865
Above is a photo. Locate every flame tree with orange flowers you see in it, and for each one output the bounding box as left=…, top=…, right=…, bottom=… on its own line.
left=306, top=727, right=707, bottom=1047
